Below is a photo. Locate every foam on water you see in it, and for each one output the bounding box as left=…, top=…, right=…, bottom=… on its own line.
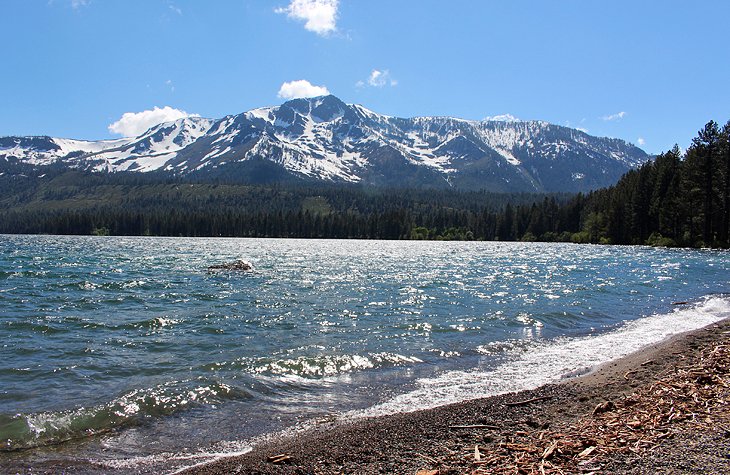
left=104, top=295, right=730, bottom=475
left=99, top=440, right=253, bottom=474
left=355, top=295, right=730, bottom=418
left=2, top=237, right=730, bottom=473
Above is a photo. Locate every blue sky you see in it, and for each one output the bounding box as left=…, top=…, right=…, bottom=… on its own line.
left=2, top=0, right=729, bottom=153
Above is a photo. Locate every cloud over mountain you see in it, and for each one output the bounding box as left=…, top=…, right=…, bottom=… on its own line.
left=108, top=106, right=198, bottom=137
left=277, top=80, right=330, bottom=99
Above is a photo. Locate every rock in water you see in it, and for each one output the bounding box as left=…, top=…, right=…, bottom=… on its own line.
left=207, top=260, right=253, bottom=272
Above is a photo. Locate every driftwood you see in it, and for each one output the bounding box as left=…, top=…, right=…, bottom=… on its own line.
left=623, top=370, right=638, bottom=380
left=414, top=452, right=439, bottom=465
left=541, top=440, right=558, bottom=460
left=504, top=395, right=553, bottom=407
left=449, top=424, right=500, bottom=430
left=592, top=400, right=615, bottom=415
left=267, top=454, right=292, bottom=464
left=457, top=341, right=730, bottom=474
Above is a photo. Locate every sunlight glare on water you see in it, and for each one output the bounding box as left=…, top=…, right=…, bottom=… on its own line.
left=1, top=235, right=729, bottom=473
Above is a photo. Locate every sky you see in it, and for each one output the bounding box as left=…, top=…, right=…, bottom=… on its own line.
left=1, top=0, right=729, bottom=154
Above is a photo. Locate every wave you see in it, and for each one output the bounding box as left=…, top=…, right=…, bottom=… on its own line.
left=198, top=351, right=424, bottom=379
left=4, top=316, right=180, bottom=335
left=250, top=352, right=423, bottom=378
left=0, top=350, right=423, bottom=452
left=0, top=380, right=246, bottom=451
left=78, top=295, right=730, bottom=474
left=98, top=440, right=254, bottom=475
left=355, top=294, right=730, bottom=418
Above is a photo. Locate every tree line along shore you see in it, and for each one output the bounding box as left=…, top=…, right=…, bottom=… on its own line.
left=1, top=120, right=728, bottom=248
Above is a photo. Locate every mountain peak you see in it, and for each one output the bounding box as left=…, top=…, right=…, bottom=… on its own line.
left=278, top=94, right=348, bottom=123
left=0, top=97, right=650, bottom=193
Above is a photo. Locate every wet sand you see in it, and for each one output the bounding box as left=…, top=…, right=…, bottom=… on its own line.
left=182, top=318, right=730, bottom=474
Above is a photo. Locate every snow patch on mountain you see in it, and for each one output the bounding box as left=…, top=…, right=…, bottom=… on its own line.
left=0, top=95, right=650, bottom=192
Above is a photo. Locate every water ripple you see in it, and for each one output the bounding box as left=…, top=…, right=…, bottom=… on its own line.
left=0, top=236, right=729, bottom=466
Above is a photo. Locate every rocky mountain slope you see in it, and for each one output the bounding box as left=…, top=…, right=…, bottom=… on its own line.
left=0, top=95, right=649, bottom=192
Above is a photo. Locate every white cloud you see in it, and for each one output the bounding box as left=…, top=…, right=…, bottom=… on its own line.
left=165, top=79, right=175, bottom=93
left=363, top=69, right=397, bottom=88
left=484, top=114, right=521, bottom=123
left=637, top=137, right=646, bottom=146
left=277, top=79, right=330, bottom=99
left=168, top=1, right=182, bottom=15
left=71, top=0, right=90, bottom=9
left=108, top=106, right=198, bottom=137
left=275, top=0, right=339, bottom=36
left=601, top=111, right=626, bottom=121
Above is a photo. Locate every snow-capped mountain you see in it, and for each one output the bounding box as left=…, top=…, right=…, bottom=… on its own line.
left=0, top=95, right=649, bottom=192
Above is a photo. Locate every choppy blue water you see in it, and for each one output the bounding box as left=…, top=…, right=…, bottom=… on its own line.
left=1, top=235, right=729, bottom=473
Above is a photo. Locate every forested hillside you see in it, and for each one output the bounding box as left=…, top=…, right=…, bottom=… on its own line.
left=579, top=120, right=730, bottom=248
left=0, top=120, right=728, bottom=248
left=0, top=171, right=573, bottom=240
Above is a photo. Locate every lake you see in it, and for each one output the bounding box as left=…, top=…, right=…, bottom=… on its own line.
left=1, top=235, right=729, bottom=473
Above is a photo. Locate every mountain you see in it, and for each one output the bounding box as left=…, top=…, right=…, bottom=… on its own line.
left=0, top=95, right=649, bottom=192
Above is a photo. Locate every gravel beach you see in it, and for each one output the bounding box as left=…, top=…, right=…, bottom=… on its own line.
left=183, top=318, right=730, bottom=475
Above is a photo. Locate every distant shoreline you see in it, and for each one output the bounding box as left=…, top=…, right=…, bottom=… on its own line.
left=183, top=318, right=730, bottom=474
left=2, top=233, right=725, bottom=251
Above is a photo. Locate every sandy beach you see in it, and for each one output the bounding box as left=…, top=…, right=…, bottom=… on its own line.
left=183, top=318, right=730, bottom=475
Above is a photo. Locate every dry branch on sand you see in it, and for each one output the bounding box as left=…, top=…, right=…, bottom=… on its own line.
left=457, top=343, right=730, bottom=474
